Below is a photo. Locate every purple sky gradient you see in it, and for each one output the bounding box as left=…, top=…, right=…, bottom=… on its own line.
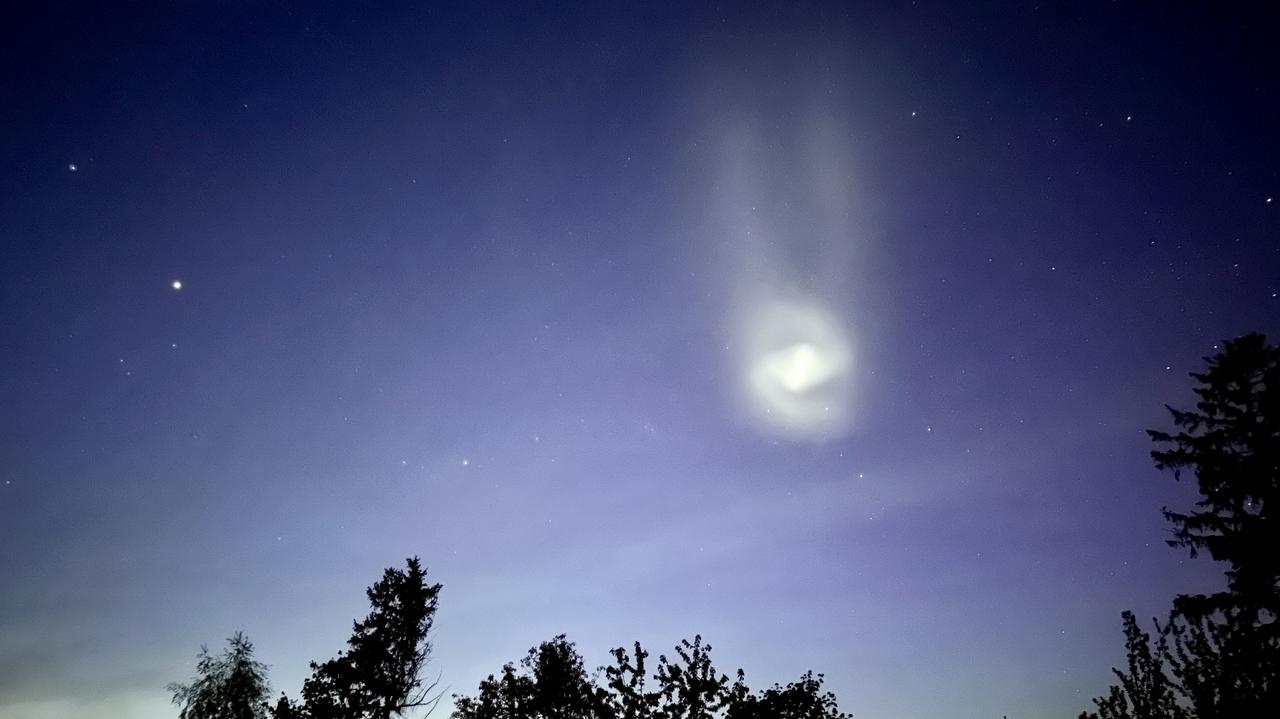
left=2, top=3, right=1276, bottom=718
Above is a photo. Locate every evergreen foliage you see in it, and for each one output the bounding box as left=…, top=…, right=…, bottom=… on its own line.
left=1148, top=332, right=1280, bottom=619
left=1083, top=335, right=1280, bottom=717
left=277, top=557, right=443, bottom=719
left=168, top=631, right=271, bottom=719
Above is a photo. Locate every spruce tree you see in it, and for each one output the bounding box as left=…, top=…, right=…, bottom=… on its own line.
left=169, top=631, right=271, bottom=719
left=284, top=557, right=443, bottom=719
left=1148, top=332, right=1279, bottom=618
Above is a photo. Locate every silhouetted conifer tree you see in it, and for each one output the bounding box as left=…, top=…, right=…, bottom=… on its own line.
left=1148, top=332, right=1280, bottom=619
left=276, top=557, right=443, bottom=719
left=1083, top=335, right=1280, bottom=717
left=169, top=631, right=271, bottom=719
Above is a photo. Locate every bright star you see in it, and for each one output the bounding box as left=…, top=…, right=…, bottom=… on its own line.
left=171, top=280, right=182, bottom=290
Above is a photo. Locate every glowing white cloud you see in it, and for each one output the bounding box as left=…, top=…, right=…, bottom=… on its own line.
left=706, top=112, right=864, bottom=441
left=738, top=297, right=854, bottom=440
left=761, top=342, right=829, bottom=393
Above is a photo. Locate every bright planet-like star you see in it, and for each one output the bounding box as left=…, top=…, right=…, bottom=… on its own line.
left=171, top=280, right=182, bottom=290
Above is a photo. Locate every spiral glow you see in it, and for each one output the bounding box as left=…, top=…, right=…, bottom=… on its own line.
left=739, top=298, right=854, bottom=440
left=705, top=75, right=866, bottom=442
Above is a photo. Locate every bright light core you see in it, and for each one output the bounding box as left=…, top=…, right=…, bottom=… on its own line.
left=738, top=298, right=854, bottom=441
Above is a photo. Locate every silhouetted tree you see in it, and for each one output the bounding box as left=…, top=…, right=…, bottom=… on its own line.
left=1148, top=332, right=1280, bottom=619
left=271, top=695, right=306, bottom=719
left=452, top=661, right=537, bottom=719
left=1083, top=608, right=1280, bottom=719
left=1078, top=613, right=1187, bottom=719
left=725, top=671, right=848, bottom=719
left=529, top=636, right=611, bottom=719
left=278, top=557, right=443, bottom=719
left=169, top=631, right=271, bottom=719
left=1083, top=335, right=1280, bottom=717
left=771, top=672, right=846, bottom=719
left=1162, top=610, right=1280, bottom=718
left=452, top=635, right=610, bottom=719
left=601, top=643, right=659, bottom=719
left=654, top=636, right=735, bottom=719
left=456, top=635, right=847, bottom=719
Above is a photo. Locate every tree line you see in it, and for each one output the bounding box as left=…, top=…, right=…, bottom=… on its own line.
left=169, top=334, right=1278, bottom=718
left=168, top=564, right=846, bottom=719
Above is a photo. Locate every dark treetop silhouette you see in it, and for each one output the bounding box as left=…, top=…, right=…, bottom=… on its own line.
left=1148, top=332, right=1280, bottom=620
left=169, top=631, right=271, bottom=719
left=175, top=560, right=849, bottom=719
left=272, top=557, right=443, bottom=719
left=452, top=633, right=848, bottom=719
left=1081, top=334, right=1280, bottom=719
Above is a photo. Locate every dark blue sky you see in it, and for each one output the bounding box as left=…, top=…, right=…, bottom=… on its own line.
left=1, top=2, right=1276, bottom=718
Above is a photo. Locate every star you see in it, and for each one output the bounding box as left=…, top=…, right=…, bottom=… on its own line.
left=68, top=163, right=78, bottom=172
left=171, top=280, right=183, bottom=290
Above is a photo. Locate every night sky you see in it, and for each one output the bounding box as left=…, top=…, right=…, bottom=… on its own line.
left=2, top=2, right=1277, bottom=718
